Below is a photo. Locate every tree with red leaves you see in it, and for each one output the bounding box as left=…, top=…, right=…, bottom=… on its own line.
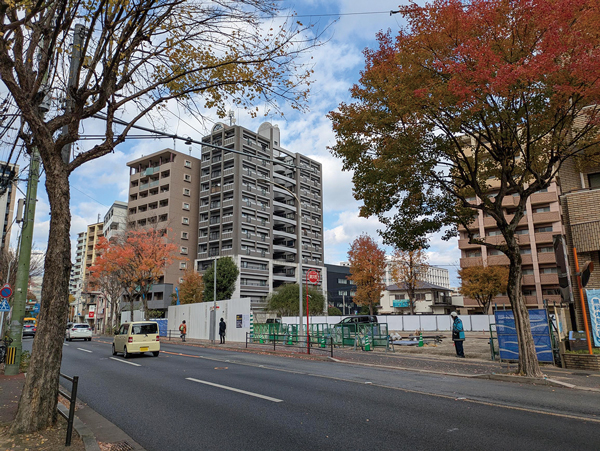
left=90, top=228, right=179, bottom=319
left=329, top=0, right=600, bottom=377
left=347, top=234, right=386, bottom=315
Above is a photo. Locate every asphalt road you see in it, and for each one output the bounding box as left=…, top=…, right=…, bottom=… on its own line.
left=51, top=338, right=600, bottom=451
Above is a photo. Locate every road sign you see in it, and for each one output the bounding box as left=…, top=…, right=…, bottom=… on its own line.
left=307, top=270, right=320, bottom=284
left=0, top=284, right=13, bottom=298
left=0, top=299, right=10, bottom=312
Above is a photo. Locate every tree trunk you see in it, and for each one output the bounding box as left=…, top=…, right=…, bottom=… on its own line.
left=506, top=245, right=543, bottom=377
left=11, top=167, right=71, bottom=433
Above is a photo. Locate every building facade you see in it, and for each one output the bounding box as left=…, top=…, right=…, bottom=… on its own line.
left=380, top=281, right=459, bottom=315
left=382, top=261, right=450, bottom=289
left=103, top=201, right=128, bottom=241
left=0, top=162, right=18, bottom=252
left=559, top=156, right=600, bottom=331
left=126, top=149, right=201, bottom=311
left=325, top=263, right=358, bottom=315
left=457, top=180, right=563, bottom=311
left=195, top=122, right=325, bottom=310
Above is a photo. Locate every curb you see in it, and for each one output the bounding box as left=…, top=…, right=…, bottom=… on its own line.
left=327, top=356, right=600, bottom=391
left=57, top=403, right=100, bottom=451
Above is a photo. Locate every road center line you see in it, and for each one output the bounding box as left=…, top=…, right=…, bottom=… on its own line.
left=77, top=348, right=92, bottom=353
left=186, top=377, right=283, bottom=403
left=109, top=357, right=141, bottom=367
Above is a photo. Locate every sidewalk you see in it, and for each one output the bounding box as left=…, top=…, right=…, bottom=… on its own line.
left=1, top=336, right=598, bottom=450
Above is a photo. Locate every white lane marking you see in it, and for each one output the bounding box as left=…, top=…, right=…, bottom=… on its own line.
left=109, top=357, right=141, bottom=367
left=186, top=377, right=283, bottom=403
left=77, top=348, right=92, bottom=353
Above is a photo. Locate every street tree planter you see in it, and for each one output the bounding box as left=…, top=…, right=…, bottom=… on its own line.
left=561, top=353, right=600, bottom=371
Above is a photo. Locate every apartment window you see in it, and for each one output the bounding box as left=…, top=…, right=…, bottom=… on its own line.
left=182, top=202, right=190, bottom=211
left=588, top=172, right=600, bottom=189
left=533, top=206, right=551, bottom=213
left=486, top=230, right=502, bottom=236
left=394, top=294, right=406, bottom=300
left=338, top=290, right=348, bottom=296
left=183, top=188, right=191, bottom=196
left=184, top=160, right=192, bottom=168
left=535, top=188, right=548, bottom=193
left=182, top=217, right=190, bottom=225
left=538, top=246, right=554, bottom=253
left=489, top=249, right=503, bottom=256
left=466, top=250, right=481, bottom=258
left=515, top=229, right=529, bottom=235
left=522, top=289, right=536, bottom=296
left=522, top=268, right=534, bottom=275
left=337, top=278, right=348, bottom=284
left=181, top=232, right=189, bottom=240
left=519, top=248, right=532, bottom=255
left=540, top=267, right=558, bottom=274
left=179, top=278, right=184, bottom=284
left=180, top=246, right=188, bottom=255
left=535, top=225, right=553, bottom=233
left=179, top=261, right=187, bottom=269
left=184, top=174, right=191, bottom=182
left=543, top=288, right=561, bottom=295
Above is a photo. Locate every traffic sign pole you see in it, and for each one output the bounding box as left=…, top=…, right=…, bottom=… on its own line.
left=305, top=270, right=321, bottom=355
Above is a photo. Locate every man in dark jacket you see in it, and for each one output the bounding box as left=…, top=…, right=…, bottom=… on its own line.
left=219, top=318, right=227, bottom=344
left=451, top=312, right=465, bottom=358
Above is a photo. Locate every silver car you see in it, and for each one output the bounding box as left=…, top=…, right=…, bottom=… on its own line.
left=66, top=323, right=93, bottom=341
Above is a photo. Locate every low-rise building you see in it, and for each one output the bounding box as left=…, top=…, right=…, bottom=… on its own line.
left=380, top=281, right=462, bottom=315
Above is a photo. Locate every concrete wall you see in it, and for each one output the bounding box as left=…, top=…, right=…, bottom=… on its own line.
left=167, top=298, right=252, bottom=342
left=282, top=314, right=495, bottom=332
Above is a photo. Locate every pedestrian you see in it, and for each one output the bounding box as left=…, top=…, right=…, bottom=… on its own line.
left=179, top=320, right=187, bottom=342
left=451, top=311, right=465, bottom=358
left=219, top=318, right=226, bottom=344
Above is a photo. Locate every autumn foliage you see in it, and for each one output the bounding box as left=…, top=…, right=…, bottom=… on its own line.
left=89, top=228, right=180, bottom=317
left=328, top=0, right=600, bottom=377
left=459, top=265, right=510, bottom=314
left=390, top=248, right=429, bottom=315
left=176, top=269, right=204, bottom=305
left=347, top=234, right=386, bottom=315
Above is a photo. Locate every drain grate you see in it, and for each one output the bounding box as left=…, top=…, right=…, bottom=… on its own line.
left=106, top=441, right=134, bottom=451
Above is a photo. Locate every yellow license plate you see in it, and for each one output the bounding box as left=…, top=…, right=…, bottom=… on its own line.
left=140, top=347, right=149, bottom=352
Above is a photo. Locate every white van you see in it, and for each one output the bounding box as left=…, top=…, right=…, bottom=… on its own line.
left=112, top=321, right=160, bottom=358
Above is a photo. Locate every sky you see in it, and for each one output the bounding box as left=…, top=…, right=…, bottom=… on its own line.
left=4, top=0, right=461, bottom=287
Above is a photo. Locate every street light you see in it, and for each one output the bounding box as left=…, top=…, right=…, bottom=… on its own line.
left=272, top=181, right=304, bottom=347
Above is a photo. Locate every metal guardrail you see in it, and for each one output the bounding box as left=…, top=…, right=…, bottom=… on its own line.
left=245, top=332, right=334, bottom=357
left=58, top=373, right=79, bottom=446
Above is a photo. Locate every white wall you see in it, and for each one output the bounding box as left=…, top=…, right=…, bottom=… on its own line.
left=167, top=298, right=252, bottom=342
left=281, top=314, right=495, bottom=332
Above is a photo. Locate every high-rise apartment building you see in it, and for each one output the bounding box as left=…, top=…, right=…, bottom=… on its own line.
left=0, top=162, right=18, bottom=251
left=126, top=149, right=201, bottom=309
left=458, top=182, right=563, bottom=312
left=103, top=201, right=128, bottom=241
left=195, top=122, right=325, bottom=309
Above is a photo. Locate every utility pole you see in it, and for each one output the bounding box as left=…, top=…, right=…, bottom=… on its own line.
left=4, top=150, right=40, bottom=375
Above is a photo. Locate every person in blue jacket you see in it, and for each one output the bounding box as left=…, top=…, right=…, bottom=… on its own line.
left=451, top=311, right=465, bottom=358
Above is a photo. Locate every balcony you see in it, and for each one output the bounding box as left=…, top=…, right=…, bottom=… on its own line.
left=531, top=210, right=560, bottom=224
left=521, top=275, right=535, bottom=285
left=539, top=273, right=559, bottom=285
left=460, top=257, right=483, bottom=268
left=529, top=191, right=558, bottom=205
left=533, top=232, right=554, bottom=244
left=487, top=255, right=509, bottom=265
left=536, top=253, right=556, bottom=264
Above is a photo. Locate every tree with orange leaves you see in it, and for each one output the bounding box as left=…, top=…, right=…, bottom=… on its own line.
left=90, top=228, right=180, bottom=320
left=390, top=248, right=429, bottom=315
left=347, top=234, right=386, bottom=315
left=329, top=0, right=600, bottom=377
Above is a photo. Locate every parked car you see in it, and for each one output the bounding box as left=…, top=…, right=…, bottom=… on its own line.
left=112, top=321, right=160, bottom=358
left=23, top=318, right=37, bottom=337
left=336, top=315, right=378, bottom=325
left=66, top=323, right=93, bottom=341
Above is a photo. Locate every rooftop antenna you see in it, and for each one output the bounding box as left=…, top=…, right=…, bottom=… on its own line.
left=228, top=110, right=236, bottom=126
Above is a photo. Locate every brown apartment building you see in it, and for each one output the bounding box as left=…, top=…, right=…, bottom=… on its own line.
left=558, top=157, right=600, bottom=330
left=126, top=149, right=201, bottom=311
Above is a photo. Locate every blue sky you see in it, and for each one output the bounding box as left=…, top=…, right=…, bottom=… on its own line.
left=5, top=1, right=461, bottom=286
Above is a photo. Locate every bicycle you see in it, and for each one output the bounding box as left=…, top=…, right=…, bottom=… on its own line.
left=0, top=335, right=14, bottom=364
